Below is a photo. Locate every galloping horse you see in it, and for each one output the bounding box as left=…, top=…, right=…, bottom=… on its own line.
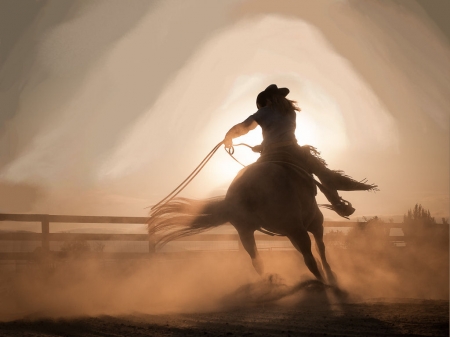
left=149, top=159, right=336, bottom=284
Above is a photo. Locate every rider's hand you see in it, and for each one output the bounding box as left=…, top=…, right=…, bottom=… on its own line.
left=223, top=136, right=233, bottom=149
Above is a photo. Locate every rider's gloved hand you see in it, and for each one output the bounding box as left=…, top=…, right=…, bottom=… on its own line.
left=223, top=136, right=233, bottom=149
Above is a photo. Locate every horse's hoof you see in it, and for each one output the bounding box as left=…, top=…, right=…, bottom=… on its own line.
left=264, top=273, right=285, bottom=284
left=252, top=257, right=264, bottom=276
left=326, top=271, right=338, bottom=286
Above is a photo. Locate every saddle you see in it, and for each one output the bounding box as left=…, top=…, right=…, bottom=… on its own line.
left=253, top=142, right=375, bottom=219
left=256, top=147, right=318, bottom=196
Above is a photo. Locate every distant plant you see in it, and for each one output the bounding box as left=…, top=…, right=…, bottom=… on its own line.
left=60, top=240, right=91, bottom=255
left=347, top=216, right=390, bottom=252
left=403, top=203, right=436, bottom=225
left=92, top=241, right=105, bottom=253
left=60, top=239, right=105, bottom=257
left=402, top=204, right=448, bottom=250
left=323, top=230, right=347, bottom=249
left=356, top=216, right=385, bottom=230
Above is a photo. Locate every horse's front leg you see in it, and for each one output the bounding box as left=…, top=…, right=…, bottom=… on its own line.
left=312, top=228, right=337, bottom=285
left=288, top=228, right=325, bottom=282
left=237, top=229, right=264, bottom=275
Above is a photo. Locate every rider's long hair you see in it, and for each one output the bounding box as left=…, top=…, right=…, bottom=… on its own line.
left=267, top=94, right=301, bottom=114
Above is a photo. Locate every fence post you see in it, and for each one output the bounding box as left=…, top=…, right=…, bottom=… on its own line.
left=41, top=214, right=49, bottom=252
left=148, top=235, right=156, bottom=254
left=237, top=236, right=243, bottom=252
left=148, top=223, right=155, bottom=254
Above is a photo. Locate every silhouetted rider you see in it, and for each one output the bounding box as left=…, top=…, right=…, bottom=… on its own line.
left=223, top=84, right=377, bottom=218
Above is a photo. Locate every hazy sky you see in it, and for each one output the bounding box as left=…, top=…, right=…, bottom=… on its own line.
left=0, top=0, right=448, bottom=221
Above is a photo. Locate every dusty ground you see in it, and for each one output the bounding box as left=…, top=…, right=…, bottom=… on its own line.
left=0, top=298, right=448, bottom=336
left=0, top=248, right=448, bottom=336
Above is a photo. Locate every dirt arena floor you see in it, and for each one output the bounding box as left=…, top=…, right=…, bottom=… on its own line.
left=0, top=250, right=448, bottom=336
left=0, top=298, right=448, bottom=336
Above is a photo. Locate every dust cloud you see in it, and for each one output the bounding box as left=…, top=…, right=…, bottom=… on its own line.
left=0, top=229, right=447, bottom=322
left=325, top=239, right=449, bottom=301
left=0, top=253, right=252, bottom=321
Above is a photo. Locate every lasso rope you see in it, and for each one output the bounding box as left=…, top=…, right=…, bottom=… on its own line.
left=150, top=142, right=222, bottom=211
left=150, top=142, right=254, bottom=212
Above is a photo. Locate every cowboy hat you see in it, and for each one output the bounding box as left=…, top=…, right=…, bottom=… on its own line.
left=256, top=84, right=290, bottom=108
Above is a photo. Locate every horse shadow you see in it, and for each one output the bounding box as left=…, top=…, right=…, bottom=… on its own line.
left=221, top=274, right=349, bottom=309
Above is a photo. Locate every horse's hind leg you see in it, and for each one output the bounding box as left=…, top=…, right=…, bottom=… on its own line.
left=237, top=229, right=264, bottom=275
left=288, top=229, right=324, bottom=282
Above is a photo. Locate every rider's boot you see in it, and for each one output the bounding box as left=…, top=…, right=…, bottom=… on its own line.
left=316, top=183, right=355, bottom=218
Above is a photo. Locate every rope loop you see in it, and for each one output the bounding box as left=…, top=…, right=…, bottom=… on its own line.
left=227, top=145, right=235, bottom=155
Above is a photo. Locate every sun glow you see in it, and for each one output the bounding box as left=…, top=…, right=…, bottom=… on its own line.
left=199, top=74, right=354, bottom=192
left=207, top=130, right=262, bottom=188
left=234, top=126, right=263, bottom=151
left=295, top=113, right=319, bottom=147
left=206, top=114, right=322, bottom=190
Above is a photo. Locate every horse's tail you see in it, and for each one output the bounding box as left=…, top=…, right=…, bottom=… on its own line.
left=148, top=197, right=228, bottom=249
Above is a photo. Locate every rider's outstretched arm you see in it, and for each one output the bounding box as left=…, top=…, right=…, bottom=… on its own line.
left=223, top=117, right=258, bottom=148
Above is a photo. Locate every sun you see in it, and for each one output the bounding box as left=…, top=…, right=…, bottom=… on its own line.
left=295, top=113, right=319, bottom=147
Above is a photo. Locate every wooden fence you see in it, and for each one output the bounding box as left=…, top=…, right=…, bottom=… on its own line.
left=0, top=213, right=405, bottom=260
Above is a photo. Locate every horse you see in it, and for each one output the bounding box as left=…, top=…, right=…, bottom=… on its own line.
left=148, top=160, right=336, bottom=284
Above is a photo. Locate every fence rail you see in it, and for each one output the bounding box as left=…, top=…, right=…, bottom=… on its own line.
left=0, top=214, right=148, bottom=224
left=0, top=213, right=405, bottom=260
